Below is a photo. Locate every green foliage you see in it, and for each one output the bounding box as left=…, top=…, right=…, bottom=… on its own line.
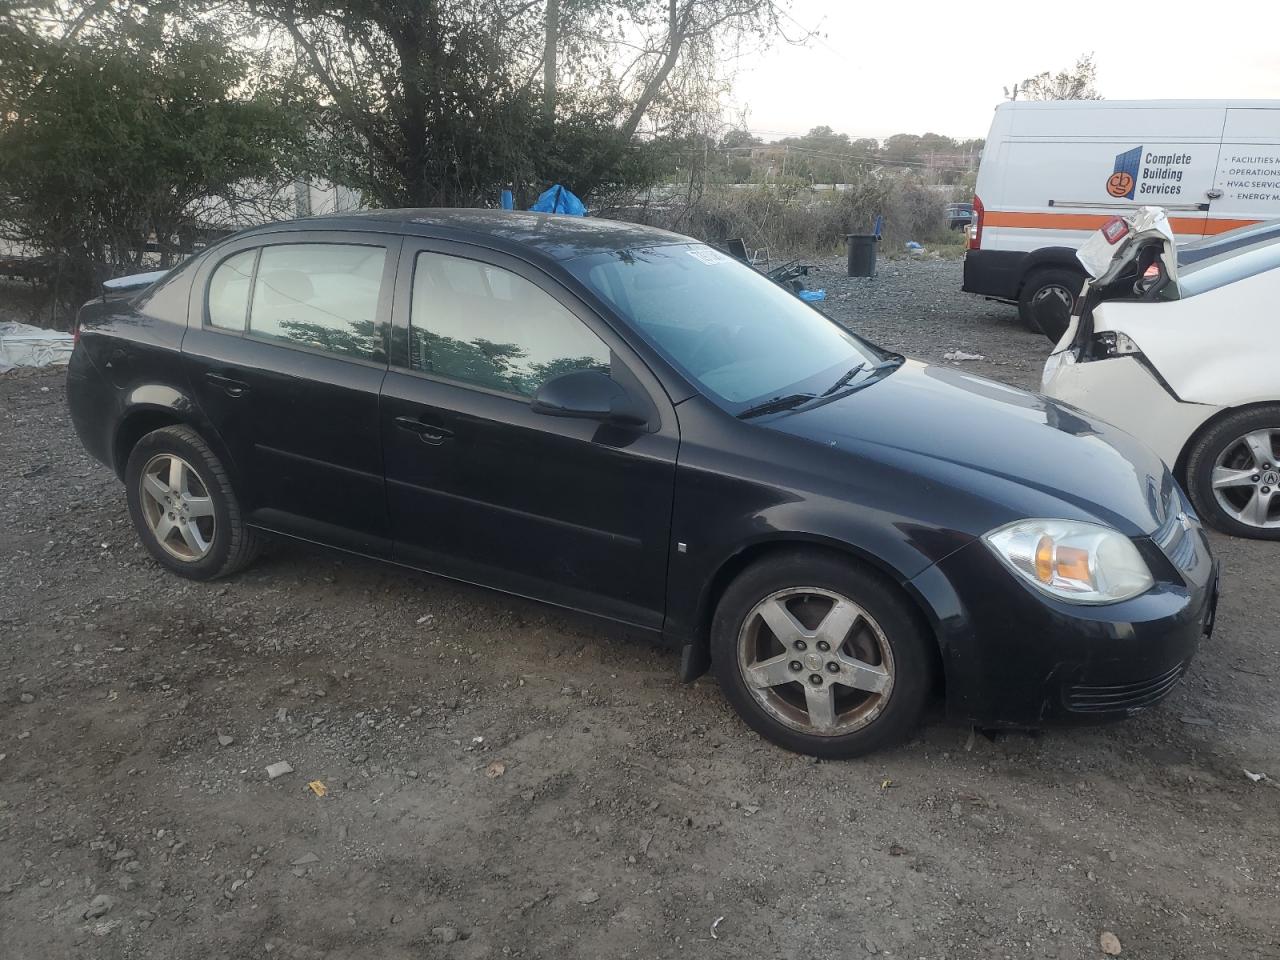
left=0, top=7, right=305, bottom=308
left=1012, top=53, right=1102, bottom=101
left=710, top=125, right=983, bottom=187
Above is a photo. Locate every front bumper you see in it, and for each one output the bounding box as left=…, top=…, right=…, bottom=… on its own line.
left=910, top=525, right=1218, bottom=727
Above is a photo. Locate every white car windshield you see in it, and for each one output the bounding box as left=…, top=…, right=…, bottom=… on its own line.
left=567, top=243, right=883, bottom=410
left=1177, top=235, right=1280, bottom=298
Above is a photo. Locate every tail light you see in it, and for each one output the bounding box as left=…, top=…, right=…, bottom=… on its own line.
left=968, top=195, right=984, bottom=250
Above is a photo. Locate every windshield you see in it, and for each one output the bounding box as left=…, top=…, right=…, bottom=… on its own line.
left=1176, top=235, right=1280, bottom=298
left=567, top=243, right=882, bottom=410
left=1178, top=219, right=1280, bottom=266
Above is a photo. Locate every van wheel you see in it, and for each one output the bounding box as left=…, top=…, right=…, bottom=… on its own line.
left=1019, top=268, right=1083, bottom=342
left=711, top=551, right=935, bottom=759
left=124, top=425, right=262, bottom=579
left=1185, top=406, right=1280, bottom=539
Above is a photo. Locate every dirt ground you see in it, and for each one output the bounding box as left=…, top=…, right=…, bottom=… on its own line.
left=2, top=257, right=1278, bottom=960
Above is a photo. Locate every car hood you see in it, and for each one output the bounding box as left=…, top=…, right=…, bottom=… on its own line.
left=765, top=360, right=1174, bottom=537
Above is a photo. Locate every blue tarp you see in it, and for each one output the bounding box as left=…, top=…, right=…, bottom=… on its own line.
left=530, top=184, right=587, bottom=216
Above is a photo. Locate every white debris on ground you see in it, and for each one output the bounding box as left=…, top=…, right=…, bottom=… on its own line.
left=943, top=349, right=986, bottom=362
left=0, top=321, right=74, bottom=372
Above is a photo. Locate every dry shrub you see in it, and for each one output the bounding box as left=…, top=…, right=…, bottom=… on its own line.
left=606, top=175, right=961, bottom=257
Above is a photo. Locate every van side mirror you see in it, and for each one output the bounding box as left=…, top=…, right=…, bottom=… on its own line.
left=531, top=369, right=647, bottom=426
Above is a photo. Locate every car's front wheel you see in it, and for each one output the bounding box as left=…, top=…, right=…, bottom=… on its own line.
left=1186, top=406, right=1280, bottom=539
left=711, top=552, right=935, bottom=758
left=124, top=425, right=261, bottom=579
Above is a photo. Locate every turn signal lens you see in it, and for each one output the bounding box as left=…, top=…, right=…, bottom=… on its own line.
left=984, top=519, right=1154, bottom=604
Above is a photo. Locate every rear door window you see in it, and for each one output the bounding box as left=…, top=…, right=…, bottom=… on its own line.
left=247, top=244, right=387, bottom=360
left=408, top=251, right=610, bottom=397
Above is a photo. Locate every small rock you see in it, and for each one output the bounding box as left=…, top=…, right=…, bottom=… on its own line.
left=19, top=693, right=35, bottom=704
left=123, top=861, right=141, bottom=873
left=291, top=852, right=320, bottom=866
left=485, top=761, right=506, bottom=779
left=576, top=889, right=600, bottom=905
left=432, top=926, right=459, bottom=944
left=83, top=894, right=115, bottom=919
left=265, top=761, right=294, bottom=780
left=1100, top=931, right=1122, bottom=955
left=217, top=734, right=234, bottom=747
left=889, top=843, right=908, bottom=856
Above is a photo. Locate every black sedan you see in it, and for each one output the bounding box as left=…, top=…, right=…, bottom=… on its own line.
left=67, top=210, right=1219, bottom=758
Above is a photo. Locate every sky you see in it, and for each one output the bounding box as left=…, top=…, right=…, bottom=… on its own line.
left=727, top=0, right=1280, bottom=141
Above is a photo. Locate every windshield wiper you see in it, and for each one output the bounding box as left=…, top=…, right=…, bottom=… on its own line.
left=737, top=392, right=818, bottom=420
left=820, top=356, right=904, bottom=396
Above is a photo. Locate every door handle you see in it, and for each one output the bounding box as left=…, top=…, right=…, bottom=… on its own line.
left=205, top=372, right=249, bottom=398
left=394, top=416, right=453, bottom=445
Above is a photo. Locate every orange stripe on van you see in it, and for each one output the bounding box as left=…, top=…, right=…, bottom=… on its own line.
left=984, top=211, right=1260, bottom=235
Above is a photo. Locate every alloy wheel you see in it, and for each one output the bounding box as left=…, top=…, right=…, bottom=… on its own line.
left=138, top=453, right=217, bottom=561
left=1211, top=428, right=1280, bottom=529
left=737, top=587, right=895, bottom=735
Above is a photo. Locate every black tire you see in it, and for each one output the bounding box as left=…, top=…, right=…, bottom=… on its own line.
left=124, top=425, right=261, bottom=579
left=1018, top=267, right=1083, bottom=342
left=711, top=551, right=935, bottom=759
left=1185, top=405, right=1280, bottom=540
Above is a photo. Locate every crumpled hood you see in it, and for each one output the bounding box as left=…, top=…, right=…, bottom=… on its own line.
left=766, top=360, right=1174, bottom=537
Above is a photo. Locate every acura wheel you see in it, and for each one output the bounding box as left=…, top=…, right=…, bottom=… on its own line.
left=1187, top=406, right=1280, bottom=539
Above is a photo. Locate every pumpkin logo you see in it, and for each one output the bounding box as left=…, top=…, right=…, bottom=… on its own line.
left=1108, top=146, right=1141, bottom=200
left=1106, top=171, right=1134, bottom=198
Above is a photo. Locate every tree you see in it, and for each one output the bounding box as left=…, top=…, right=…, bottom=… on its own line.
left=0, top=5, right=305, bottom=309
left=1010, top=53, right=1102, bottom=101
left=246, top=0, right=794, bottom=206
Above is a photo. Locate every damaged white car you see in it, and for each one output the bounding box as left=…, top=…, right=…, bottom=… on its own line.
left=1042, top=209, right=1280, bottom=539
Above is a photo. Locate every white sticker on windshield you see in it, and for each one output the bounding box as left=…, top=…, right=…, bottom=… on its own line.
left=687, top=247, right=728, bottom=265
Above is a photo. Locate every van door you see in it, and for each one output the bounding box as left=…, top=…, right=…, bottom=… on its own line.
left=1208, top=107, right=1280, bottom=236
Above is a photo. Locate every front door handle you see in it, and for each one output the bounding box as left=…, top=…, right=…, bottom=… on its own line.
left=205, top=372, right=249, bottom=398
left=394, top=416, right=453, bottom=445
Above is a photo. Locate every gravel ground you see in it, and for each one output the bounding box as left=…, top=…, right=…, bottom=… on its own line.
left=2, top=258, right=1278, bottom=960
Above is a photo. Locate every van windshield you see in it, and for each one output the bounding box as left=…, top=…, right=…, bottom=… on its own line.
left=566, top=244, right=884, bottom=411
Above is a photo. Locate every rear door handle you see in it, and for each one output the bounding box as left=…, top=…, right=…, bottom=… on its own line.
left=205, top=372, right=249, bottom=398
left=394, top=416, right=453, bottom=445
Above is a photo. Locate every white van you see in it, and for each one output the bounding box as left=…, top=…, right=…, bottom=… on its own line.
left=962, top=99, right=1280, bottom=339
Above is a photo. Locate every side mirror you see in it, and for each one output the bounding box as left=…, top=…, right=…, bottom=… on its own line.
left=531, top=369, right=648, bottom=426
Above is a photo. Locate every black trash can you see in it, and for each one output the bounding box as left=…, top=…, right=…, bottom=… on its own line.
left=846, top=234, right=878, bottom=277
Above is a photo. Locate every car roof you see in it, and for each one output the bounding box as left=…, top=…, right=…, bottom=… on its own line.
left=233, top=209, right=693, bottom=263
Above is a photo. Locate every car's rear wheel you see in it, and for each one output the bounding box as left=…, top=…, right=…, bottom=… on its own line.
left=1018, top=267, right=1082, bottom=342
left=1186, top=406, right=1280, bottom=539
left=124, top=425, right=261, bottom=579
left=711, top=552, right=934, bottom=758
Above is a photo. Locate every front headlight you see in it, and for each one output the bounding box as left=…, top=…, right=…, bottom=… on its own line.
left=1089, top=330, right=1142, bottom=359
left=983, top=519, right=1154, bottom=604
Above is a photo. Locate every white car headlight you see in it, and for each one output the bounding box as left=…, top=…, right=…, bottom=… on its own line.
left=983, top=519, right=1154, bottom=604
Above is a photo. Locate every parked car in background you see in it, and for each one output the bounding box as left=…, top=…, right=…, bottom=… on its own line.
left=944, top=202, right=973, bottom=231
left=1043, top=211, right=1280, bottom=539
left=963, top=99, right=1280, bottom=338
left=67, top=210, right=1217, bottom=758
